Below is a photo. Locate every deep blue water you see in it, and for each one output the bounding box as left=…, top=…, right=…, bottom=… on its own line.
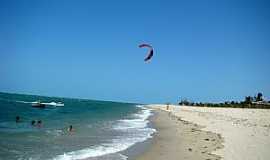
left=0, top=92, right=155, bottom=160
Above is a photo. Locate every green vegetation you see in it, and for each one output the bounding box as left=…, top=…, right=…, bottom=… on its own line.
left=178, top=92, right=270, bottom=109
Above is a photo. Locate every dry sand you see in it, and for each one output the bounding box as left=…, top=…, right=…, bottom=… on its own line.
left=140, top=105, right=270, bottom=160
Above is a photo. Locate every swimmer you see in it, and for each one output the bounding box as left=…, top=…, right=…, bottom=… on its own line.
left=16, top=116, right=20, bottom=123
left=68, top=125, right=74, bottom=133
left=31, top=120, right=36, bottom=126
left=37, top=120, right=42, bottom=128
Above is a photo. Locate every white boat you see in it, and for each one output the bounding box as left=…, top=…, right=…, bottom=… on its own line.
left=43, top=102, right=64, bottom=107
left=31, top=101, right=46, bottom=108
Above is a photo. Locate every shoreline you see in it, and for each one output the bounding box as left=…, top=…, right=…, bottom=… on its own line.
left=134, top=108, right=223, bottom=160
left=121, top=111, right=156, bottom=160
left=137, top=105, right=270, bottom=160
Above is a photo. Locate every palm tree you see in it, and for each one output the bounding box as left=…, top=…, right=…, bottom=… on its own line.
left=256, top=93, right=263, bottom=102
left=245, top=96, right=253, bottom=104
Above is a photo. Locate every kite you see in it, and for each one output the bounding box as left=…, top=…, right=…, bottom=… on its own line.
left=139, top=44, right=154, bottom=62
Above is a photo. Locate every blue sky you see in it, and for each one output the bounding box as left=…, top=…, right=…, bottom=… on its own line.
left=1, top=0, right=270, bottom=103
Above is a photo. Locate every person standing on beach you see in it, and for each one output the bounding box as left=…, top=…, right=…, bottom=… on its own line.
left=166, top=103, right=170, bottom=110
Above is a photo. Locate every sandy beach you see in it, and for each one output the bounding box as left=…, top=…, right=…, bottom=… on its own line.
left=136, top=105, right=270, bottom=160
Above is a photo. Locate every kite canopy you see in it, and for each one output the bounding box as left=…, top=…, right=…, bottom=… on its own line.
left=139, top=44, right=154, bottom=62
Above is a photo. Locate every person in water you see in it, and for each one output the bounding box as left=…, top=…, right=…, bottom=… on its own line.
left=16, top=116, right=20, bottom=123
left=68, top=125, right=74, bottom=133
left=37, top=120, right=42, bottom=128
left=31, top=120, right=36, bottom=126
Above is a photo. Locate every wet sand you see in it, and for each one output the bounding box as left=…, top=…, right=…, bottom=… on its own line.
left=135, top=109, right=223, bottom=160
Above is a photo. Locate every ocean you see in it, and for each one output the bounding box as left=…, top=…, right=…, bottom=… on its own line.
left=0, top=92, right=156, bottom=160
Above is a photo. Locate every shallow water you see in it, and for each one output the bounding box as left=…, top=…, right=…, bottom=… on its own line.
left=0, top=92, right=155, bottom=160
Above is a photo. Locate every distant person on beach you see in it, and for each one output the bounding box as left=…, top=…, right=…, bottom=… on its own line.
left=31, top=120, right=36, bottom=126
left=37, top=120, right=42, bottom=128
left=166, top=104, right=170, bottom=110
left=16, top=116, right=20, bottom=123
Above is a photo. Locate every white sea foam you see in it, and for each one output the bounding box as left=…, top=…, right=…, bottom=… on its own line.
left=113, top=110, right=152, bottom=130
left=53, top=134, right=155, bottom=160
left=15, top=100, right=33, bottom=104
left=52, top=105, right=156, bottom=160
left=15, top=100, right=64, bottom=106
left=113, top=119, right=148, bottom=130
left=46, top=129, right=63, bottom=137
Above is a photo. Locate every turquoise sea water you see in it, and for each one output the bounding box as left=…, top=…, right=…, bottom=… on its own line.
left=0, top=92, right=155, bottom=160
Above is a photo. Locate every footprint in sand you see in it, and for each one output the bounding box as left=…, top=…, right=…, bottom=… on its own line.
left=191, top=128, right=197, bottom=132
